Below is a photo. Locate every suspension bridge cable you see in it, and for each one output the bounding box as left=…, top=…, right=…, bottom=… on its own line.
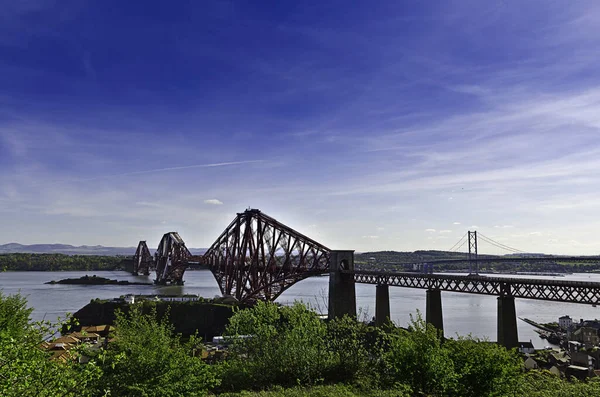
left=477, top=236, right=523, bottom=254
left=448, top=233, right=468, bottom=252
left=477, top=233, right=525, bottom=253
left=479, top=237, right=524, bottom=254
left=452, top=239, right=468, bottom=253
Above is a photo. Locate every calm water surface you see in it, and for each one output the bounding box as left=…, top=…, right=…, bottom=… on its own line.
left=2, top=270, right=600, bottom=347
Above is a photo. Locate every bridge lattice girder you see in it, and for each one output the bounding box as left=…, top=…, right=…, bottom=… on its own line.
left=203, top=209, right=330, bottom=302
left=352, top=270, right=600, bottom=304
left=133, top=241, right=153, bottom=276
left=155, top=232, right=192, bottom=285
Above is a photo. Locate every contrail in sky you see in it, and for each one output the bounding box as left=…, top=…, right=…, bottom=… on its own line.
left=73, top=160, right=264, bottom=182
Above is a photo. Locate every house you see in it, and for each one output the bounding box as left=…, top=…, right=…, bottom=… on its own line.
left=571, top=350, right=595, bottom=369
left=52, top=335, right=81, bottom=345
left=518, top=341, right=535, bottom=354
left=566, top=365, right=590, bottom=380
left=69, top=332, right=100, bottom=343
left=573, top=327, right=600, bottom=348
left=568, top=341, right=583, bottom=354
left=157, top=295, right=201, bottom=302
left=559, top=315, right=573, bottom=330
left=47, top=342, right=76, bottom=351
left=549, top=350, right=571, bottom=369
left=524, top=357, right=539, bottom=370
left=50, top=350, right=73, bottom=363
left=81, top=325, right=113, bottom=337
left=549, top=366, right=562, bottom=377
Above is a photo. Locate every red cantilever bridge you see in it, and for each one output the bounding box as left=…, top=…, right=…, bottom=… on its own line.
left=134, top=209, right=330, bottom=301
left=134, top=208, right=600, bottom=304
left=134, top=208, right=600, bottom=347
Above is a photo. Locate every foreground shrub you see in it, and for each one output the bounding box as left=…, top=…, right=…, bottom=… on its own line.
left=0, top=292, right=101, bottom=397
left=518, top=371, right=600, bottom=396
left=444, top=336, right=521, bottom=397
left=219, top=301, right=333, bottom=390
left=215, top=384, right=411, bottom=397
left=95, top=306, right=218, bottom=396
left=380, top=315, right=456, bottom=395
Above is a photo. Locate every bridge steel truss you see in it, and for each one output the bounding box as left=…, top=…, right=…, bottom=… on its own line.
left=154, top=232, right=192, bottom=285
left=203, top=209, right=330, bottom=302
left=133, top=240, right=153, bottom=276
left=352, top=270, right=600, bottom=305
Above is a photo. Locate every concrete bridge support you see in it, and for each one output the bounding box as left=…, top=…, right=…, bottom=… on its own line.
left=497, top=295, right=518, bottom=349
left=426, top=289, right=444, bottom=336
left=328, top=250, right=356, bottom=319
left=375, top=284, right=390, bottom=326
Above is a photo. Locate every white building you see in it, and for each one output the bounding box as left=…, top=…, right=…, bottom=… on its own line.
left=158, top=295, right=201, bottom=302
left=559, top=315, right=573, bottom=330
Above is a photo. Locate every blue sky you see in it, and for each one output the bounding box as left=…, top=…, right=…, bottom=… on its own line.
left=1, top=1, right=600, bottom=254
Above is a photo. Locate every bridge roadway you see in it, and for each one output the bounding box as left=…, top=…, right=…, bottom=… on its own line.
left=349, top=270, right=600, bottom=305
left=329, top=253, right=600, bottom=349
left=410, top=256, right=600, bottom=266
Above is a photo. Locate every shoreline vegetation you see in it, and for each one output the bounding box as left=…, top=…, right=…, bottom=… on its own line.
left=0, top=253, right=125, bottom=272
left=3, top=251, right=600, bottom=273
left=2, top=293, right=600, bottom=396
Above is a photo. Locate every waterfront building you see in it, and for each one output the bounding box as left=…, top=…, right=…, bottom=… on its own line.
left=573, top=327, right=600, bottom=348
left=559, top=315, right=573, bottom=330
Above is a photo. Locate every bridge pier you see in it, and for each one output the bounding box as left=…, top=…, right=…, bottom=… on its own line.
left=328, top=250, right=356, bottom=320
left=426, top=289, right=444, bottom=336
left=375, top=284, right=390, bottom=326
left=497, top=295, right=518, bottom=349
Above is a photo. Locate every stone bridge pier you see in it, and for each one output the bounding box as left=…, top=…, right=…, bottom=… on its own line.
left=498, top=285, right=518, bottom=349
left=329, top=262, right=520, bottom=349
left=426, top=289, right=444, bottom=336
left=354, top=280, right=520, bottom=349
left=328, top=250, right=356, bottom=319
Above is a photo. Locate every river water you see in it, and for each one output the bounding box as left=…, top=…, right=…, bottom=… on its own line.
left=2, top=270, right=599, bottom=347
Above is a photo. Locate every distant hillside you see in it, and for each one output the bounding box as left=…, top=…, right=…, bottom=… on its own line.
left=354, top=250, right=501, bottom=264
left=353, top=250, right=600, bottom=273
left=0, top=243, right=207, bottom=256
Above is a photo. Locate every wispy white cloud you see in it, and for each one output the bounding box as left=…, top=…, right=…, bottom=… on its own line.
left=204, top=199, right=223, bottom=205
left=71, top=160, right=265, bottom=183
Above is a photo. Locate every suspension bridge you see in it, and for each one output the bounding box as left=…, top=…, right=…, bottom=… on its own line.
left=132, top=208, right=600, bottom=348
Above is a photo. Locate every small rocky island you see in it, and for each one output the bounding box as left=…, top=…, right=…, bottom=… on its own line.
left=46, top=275, right=152, bottom=286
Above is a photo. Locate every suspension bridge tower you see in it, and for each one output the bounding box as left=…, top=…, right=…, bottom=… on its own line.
left=468, top=231, right=478, bottom=275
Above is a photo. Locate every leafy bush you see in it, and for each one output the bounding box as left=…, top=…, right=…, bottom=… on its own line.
left=220, top=301, right=333, bottom=390
left=95, top=305, right=218, bottom=396
left=216, top=384, right=411, bottom=397
left=444, top=336, right=522, bottom=397
left=380, top=314, right=456, bottom=395
left=0, top=292, right=101, bottom=397
left=518, top=371, right=600, bottom=396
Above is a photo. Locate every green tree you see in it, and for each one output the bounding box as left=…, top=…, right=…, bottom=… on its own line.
left=380, top=314, right=456, bottom=395
left=325, top=315, right=387, bottom=385
left=0, top=292, right=101, bottom=397
left=220, top=301, right=333, bottom=390
left=444, top=336, right=522, bottom=397
left=95, top=305, right=218, bottom=397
